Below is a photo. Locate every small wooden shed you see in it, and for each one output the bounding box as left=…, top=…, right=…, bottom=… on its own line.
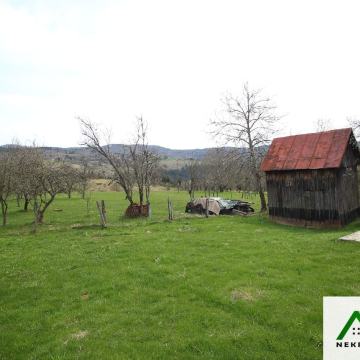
left=261, top=128, right=360, bottom=227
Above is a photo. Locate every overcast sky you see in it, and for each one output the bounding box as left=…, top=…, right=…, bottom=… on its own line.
left=1, top=0, right=359, bottom=149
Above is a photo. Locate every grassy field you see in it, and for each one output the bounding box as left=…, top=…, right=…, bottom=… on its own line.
left=1, top=190, right=359, bottom=359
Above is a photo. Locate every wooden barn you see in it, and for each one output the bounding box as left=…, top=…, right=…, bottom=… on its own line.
left=260, top=128, right=360, bottom=227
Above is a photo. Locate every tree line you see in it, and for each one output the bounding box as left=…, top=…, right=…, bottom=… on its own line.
left=0, top=116, right=162, bottom=227
left=0, top=83, right=281, bottom=226
left=161, top=82, right=279, bottom=211
left=2, top=81, right=358, bottom=227
left=0, top=145, right=92, bottom=227
left=163, top=146, right=267, bottom=201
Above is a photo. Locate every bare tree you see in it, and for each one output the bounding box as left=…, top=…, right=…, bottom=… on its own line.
left=13, top=145, right=44, bottom=212
left=62, top=163, right=80, bottom=199
left=31, top=162, right=67, bottom=225
left=79, top=117, right=159, bottom=209
left=79, top=118, right=135, bottom=204
left=347, top=117, right=360, bottom=138
left=315, top=118, right=333, bottom=132
left=78, top=157, right=92, bottom=199
left=211, top=83, right=279, bottom=211
left=184, top=160, right=202, bottom=199
left=130, top=117, right=160, bottom=205
left=0, top=147, right=16, bottom=225
left=202, top=148, right=234, bottom=195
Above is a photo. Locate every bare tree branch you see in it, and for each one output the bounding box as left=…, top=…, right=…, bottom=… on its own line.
left=210, top=83, right=280, bottom=211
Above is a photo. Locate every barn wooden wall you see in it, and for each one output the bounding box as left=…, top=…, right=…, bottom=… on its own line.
left=266, top=169, right=341, bottom=225
left=266, top=145, right=359, bottom=226
left=337, top=145, right=360, bottom=223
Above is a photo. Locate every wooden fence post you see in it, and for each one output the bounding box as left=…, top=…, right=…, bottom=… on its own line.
left=167, top=198, right=170, bottom=220
left=167, top=198, right=173, bottom=221
left=205, top=198, right=209, bottom=218
left=101, top=200, right=107, bottom=222
left=96, top=200, right=106, bottom=228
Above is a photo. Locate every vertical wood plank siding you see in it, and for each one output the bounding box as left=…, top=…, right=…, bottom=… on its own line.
left=266, top=145, right=359, bottom=227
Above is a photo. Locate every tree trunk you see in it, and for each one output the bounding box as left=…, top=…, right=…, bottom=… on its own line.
left=34, top=195, right=56, bottom=225
left=255, top=171, right=267, bottom=211
left=258, top=183, right=267, bottom=211
left=36, top=211, right=44, bottom=224
left=24, top=196, right=30, bottom=211
left=139, top=190, right=144, bottom=206
left=1, top=200, right=7, bottom=226
left=247, top=126, right=267, bottom=212
left=81, top=186, right=86, bottom=199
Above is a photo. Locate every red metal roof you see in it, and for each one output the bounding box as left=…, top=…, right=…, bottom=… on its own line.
left=261, top=128, right=355, bottom=172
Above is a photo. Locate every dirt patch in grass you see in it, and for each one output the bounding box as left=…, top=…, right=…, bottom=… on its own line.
left=64, top=330, right=89, bottom=345
left=81, top=291, right=89, bottom=301
left=230, top=289, right=263, bottom=303
left=72, top=330, right=89, bottom=340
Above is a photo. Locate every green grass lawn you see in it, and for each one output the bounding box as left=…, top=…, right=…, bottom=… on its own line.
left=1, top=190, right=359, bottom=359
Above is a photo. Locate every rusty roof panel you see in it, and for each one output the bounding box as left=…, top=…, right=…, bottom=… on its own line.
left=313, top=131, right=334, bottom=159
left=263, top=137, right=282, bottom=170
left=299, top=133, right=320, bottom=159
left=266, top=137, right=282, bottom=157
left=295, top=158, right=311, bottom=169
left=324, top=130, right=350, bottom=168
left=261, top=128, right=354, bottom=172
left=284, top=135, right=307, bottom=169
left=309, top=157, right=327, bottom=169
left=277, top=136, right=295, bottom=161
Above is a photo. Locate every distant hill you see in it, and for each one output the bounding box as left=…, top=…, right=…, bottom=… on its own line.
left=107, top=144, right=216, bottom=160
left=0, top=144, right=234, bottom=161
left=0, top=143, right=267, bottom=179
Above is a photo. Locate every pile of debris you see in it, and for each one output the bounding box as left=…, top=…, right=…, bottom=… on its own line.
left=185, top=197, right=254, bottom=216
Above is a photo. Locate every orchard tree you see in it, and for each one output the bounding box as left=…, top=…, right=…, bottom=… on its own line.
left=202, top=148, right=234, bottom=195
left=79, top=118, right=135, bottom=204
left=211, top=83, right=280, bottom=211
left=62, top=163, right=80, bottom=199
left=0, top=147, right=16, bottom=225
left=348, top=117, right=360, bottom=138
left=78, top=157, right=92, bottom=199
left=184, top=160, right=202, bottom=199
left=13, top=145, right=44, bottom=212
left=31, top=162, right=67, bottom=225
left=79, top=117, right=159, bottom=208
left=130, top=117, right=160, bottom=205
left=315, top=118, right=333, bottom=132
